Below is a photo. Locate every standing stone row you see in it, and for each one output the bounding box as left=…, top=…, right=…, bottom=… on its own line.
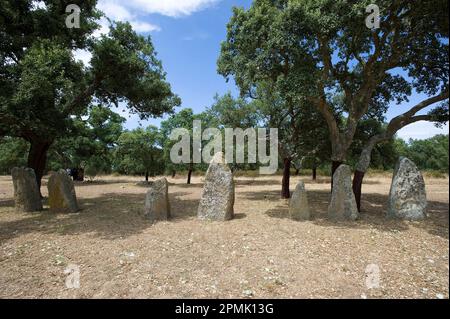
left=144, top=152, right=235, bottom=222
left=143, top=155, right=427, bottom=222
left=288, top=157, right=427, bottom=221
left=12, top=168, right=79, bottom=213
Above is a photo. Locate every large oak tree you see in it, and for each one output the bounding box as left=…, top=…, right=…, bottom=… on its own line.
left=0, top=1, right=180, bottom=189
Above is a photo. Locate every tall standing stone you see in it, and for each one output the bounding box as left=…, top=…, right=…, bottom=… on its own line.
left=328, top=165, right=359, bottom=220
left=48, top=169, right=79, bottom=213
left=387, top=157, right=427, bottom=220
left=11, top=167, right=43, bottom=212
left=144, top=177, right=170, bottom=221
left=198, top=152, right=235, bottom=221
left=289, top=181, right=311, bottom=220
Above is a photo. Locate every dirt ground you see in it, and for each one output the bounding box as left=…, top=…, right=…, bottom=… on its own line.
left=0, top=173, right=448, bottom=299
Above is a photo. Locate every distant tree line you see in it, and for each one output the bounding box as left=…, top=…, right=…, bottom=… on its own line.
left=1, top=94, right=448, bottom=179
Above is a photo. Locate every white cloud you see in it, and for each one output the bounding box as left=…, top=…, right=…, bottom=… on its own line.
left=125, top=0, right=220, bottom=17
left=99, top=2, right=133, bottom=21
left=93, top=18, right=110, bottom=38
left=73, top=49, right=92, bottom=66
left=397, top=121, right=449, bottom=141
left=130, top=21, right=161, bottom=33
left=99, top=0, right=220, bottom=18
left=97, top=0, right=163, bottom=34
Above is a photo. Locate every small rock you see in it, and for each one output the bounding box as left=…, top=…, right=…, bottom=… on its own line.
left=242, top=289, right=254, bottom=297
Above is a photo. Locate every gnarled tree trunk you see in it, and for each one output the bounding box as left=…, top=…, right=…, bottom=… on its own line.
left=353, top=136, right=384, bottom=212
left=352, top=170, right=365, bottom=212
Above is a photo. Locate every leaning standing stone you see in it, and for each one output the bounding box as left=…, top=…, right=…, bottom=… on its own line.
left=328, top=165, right=359, bottom=220
left=11, top=167, right=43, bottom=212
left=289, top=181, right=310, bottom=220
left=144, top=177, right=170, bottom=221
left=48, top=169, right=79, bottom=213
left=198, top=152, right=235, bottom=221
left=387, top=157, right=427, bottom=220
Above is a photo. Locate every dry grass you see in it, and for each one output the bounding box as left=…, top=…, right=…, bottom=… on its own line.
left=0, top=174, right=448, bottom=299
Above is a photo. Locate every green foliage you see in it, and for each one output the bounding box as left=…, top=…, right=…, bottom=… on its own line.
left=47, top=105, right=125, bottom=173
left=0, top=137, right=29, bottom=174
left=206, top=93, right=259, bottom=129
left=1, top=2, right=180, bottom=184
left=218, top=0, right=448, bottom=164
left=349, top=119, right=398, bottom=169
left=114, top=126, right=164, bottom=179
left=160, top=108, right=207, bottom=175
left=397, top=135, right=449, bottom=172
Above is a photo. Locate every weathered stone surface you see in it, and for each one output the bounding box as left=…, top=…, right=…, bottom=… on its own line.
left=327, top=165, right=359, bottom=220
left=11, top=167, right=43, bottom=212
left=144, top=178, right=170, bottom=221
left=48, top=170, right=79, bottom=213
left=289, top=181, right=310, bottom=220
left=198, top=152, right=235, bottom=221
left=387, top=157, right=427, bottom=220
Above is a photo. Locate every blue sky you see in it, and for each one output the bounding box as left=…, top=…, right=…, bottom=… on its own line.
left=76, top=0, right=448, bottom=140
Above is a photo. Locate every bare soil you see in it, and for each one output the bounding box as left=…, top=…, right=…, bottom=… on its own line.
left=0, top=174, right=448, bottom=299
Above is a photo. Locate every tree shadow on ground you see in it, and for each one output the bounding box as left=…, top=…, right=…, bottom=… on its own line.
left=72, top=180, right=145, bottom=187
left=243, top=189, right=448, bottom=239
left=0, top=191, right=201, bottom=243
left=0, top=199, right=15, bottom=208
left=172, top=183, right=204, bottom=189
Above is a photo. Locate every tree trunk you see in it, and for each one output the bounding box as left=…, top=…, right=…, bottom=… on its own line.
left=295, top=168, right=299, bottom=176
left=187, top=170, right=192, bottom=184
left=172, top=170, right=176, bottom=178
left=352, top=170, right=365, bottom=212
left=281, top=158, right=291, bottom=199
left=331, top=161, right=343, bottom=191
left=27, top=140, right=51, bottom=194
left=145, top=170, right=149, bottom=182
left=312, top=167, right=317, bottom=181
left=353, top=140, right=378, bottom=212
left=187, top=163, right=193, bottom=184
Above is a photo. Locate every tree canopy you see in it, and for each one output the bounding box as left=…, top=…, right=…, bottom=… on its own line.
left=0, top=1, right=180, bottom=188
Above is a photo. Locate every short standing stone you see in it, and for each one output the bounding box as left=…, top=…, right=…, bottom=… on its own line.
left=198, top=152, right=235, bottom=221
left=328, top=164, right=359, bottom=220
left=144, top=177, right=170, bottom=221
left=48, top=169, right=79, bottom=213
left=11, top=167, right=43, bottom=212
left=289, top=181, right=310, bottom=220
left=387, top=157, right=427, bottom=220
